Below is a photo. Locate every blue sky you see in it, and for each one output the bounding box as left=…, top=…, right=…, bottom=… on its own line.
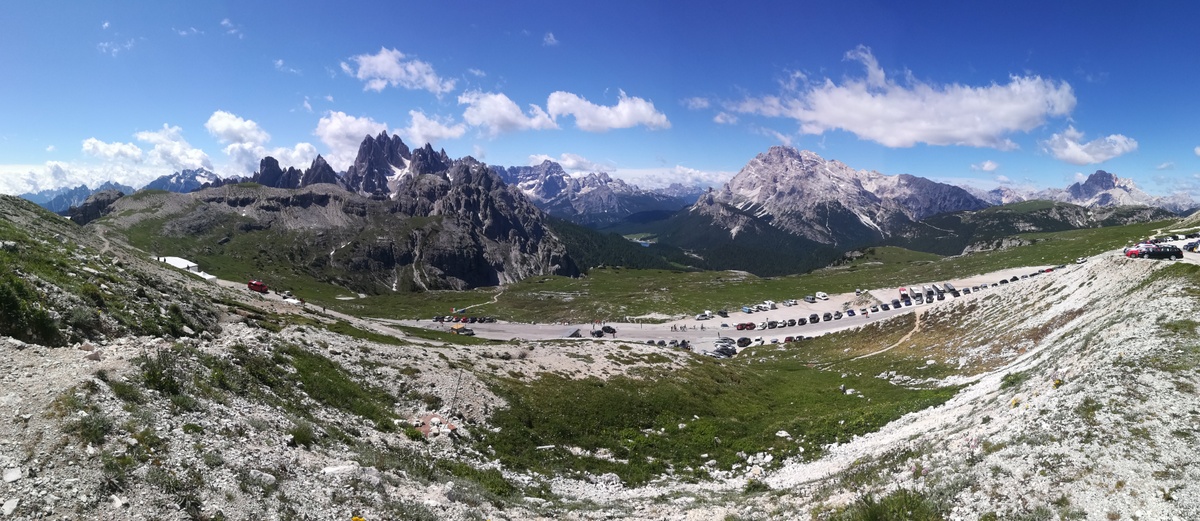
left=3, top=1, right=1200, bottom=197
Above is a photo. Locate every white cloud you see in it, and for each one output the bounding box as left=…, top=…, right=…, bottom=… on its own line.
left=314, top=111, right=388, bottom=171
left=45, top=145, right=55, bottom=152
left=754, top=126, right=792, bottom=146
left=683, top=97, right=710, bottom=110
left=340, top=47, right=455, bottom=95
left=971, top=160, right=999, bottom=172
left=459, top=91, right=557, bottom=135
left=543, top=32, right=559, bottom=46
left=102, top=21, right=109, bottom=30
left=609, top=165, right=734, bottom=189
left=205, top=110, right=270, bottom=146
left=546, top=90, right=670, bottom=132
left=82, top=138, right=143, bottom=162
left=97, top=40, right=134, bottom=56
left=733, top=45, right=1075, bottom=149
left=221, top=18, right=242, bottom=38
left=402, top=111, right=466, bottom=147
left=1041, top=125, right=1138, bottom=165
left=994, top=174, right=1011, bottom=184
left=472, top=144, right=486, bottom=160
left=1157, top=162, right=1174, bottom=170
left=467, top=68, right=486, bottom=77
left=204, top=111, right=316, bottom=174
left=528, top=153, right=607, bottom=172
left=274, top=59, right=300, bottom=74
left=1194, top=146, right=1200, bottom=157
left=713, top=112, right=738, bottom=125
left=134, top=124, right=212, bottom=171
left=1073, top=172, right=1088, bottom=183
left=324, top=94, right=334, bottom=102
left=176, top=27, right=202, bottom=36
left=302, top=97, right=313, bottom=113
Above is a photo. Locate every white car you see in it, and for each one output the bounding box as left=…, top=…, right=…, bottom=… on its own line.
left=815, top=292, right=829, bottom=300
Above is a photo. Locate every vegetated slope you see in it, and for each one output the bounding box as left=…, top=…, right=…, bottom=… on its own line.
left=103, top=163, right=579, bottom=294
left=542, top=215, right=698, bottom=271
left=0, top=195, right=220, bottom=344
left=885, top=200, right=1175, bottom=256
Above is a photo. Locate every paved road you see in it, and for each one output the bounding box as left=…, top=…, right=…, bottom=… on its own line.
left=382, top=264, right=1069, bottom=356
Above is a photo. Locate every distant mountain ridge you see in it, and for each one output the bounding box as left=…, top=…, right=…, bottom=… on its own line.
left=492, top=160, right=691, bottom=227
left=20, top=181, right=136, bottom=214
left=963, top=170, right=1197, bottom=214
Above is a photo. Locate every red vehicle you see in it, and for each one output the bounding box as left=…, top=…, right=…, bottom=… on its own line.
left=247, top=280, right=268, bottom=293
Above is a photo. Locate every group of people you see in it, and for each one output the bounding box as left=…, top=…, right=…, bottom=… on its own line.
left=669, top=323, right=705, bottom=332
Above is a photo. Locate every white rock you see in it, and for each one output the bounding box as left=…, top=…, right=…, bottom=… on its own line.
left=2, top=468, right=20, bottom=483
left=248, top=470, right=276, bottom=486
left=775, top=430, right=791, bottom=438
left=110, top=495, right=129, bottom=508
left=321, top=465, right=359, bottom=476
left=2, top=498, right=17, bottom=516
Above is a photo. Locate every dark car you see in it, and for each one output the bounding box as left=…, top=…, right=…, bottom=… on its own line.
left=833, top=311, right=843, bottom=320
left=1143, top=245, right=1184, bottom=259
left=823, top=312, right=833, bottom=321
left=717, top=309, right=730, bottom=318
left=787, top=319, right=797, bottom=326
left=809, top=313, right=820, bottom=323
left=880, top=303, right=891, bottom=311
left=736, top=337, right=752, bottom=348
left=797, top=317, right=808, bottom=325
left=891, top=299, right=901, bottom=308
left=602, top=325, right=617, bottom=334
left=936, top=293, right=945, bottom=301
left=846, top=309, right=856, bottom=317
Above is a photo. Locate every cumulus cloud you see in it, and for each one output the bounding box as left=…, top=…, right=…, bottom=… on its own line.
left=402, top=111, right=467, bottom=147
left=527, top=153, right=607, bottom=172
left=315, top=111, right=388, bottom=171
left=547, top=90, right=670, bottom=132
left=543, top=32, right=559, bottom=46
left=82, top=138, right=143, bottom=162
left=205, top=110, right=270, bottom=146
left=1157, top=162, right=1174, bottom=170
left=459, top=91, right=557, bottom=135
left=995, top=174, right=1012, bottom=184
left=971, top=160, right=999, bottom=172
left=204, top=110, right=316, bottom=174
left=1194, top=146, right=1200, bottom=157
left=340, top=47, right=455, bottom=95
left=732, top=45, right=1075, bottom=149
left=1041, top=125, right=1138, bottom=165
left=683, top=97, right=710, bottom=110
left=102, top=21, right=109, bottom=30
left=134, top=124, right=212, bottom=170
left=467, top=68, right=486, bottom=77
left=713, top=112, right=738, bottom=124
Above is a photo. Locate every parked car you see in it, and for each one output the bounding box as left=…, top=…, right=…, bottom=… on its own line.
left=809, top=313, right=820, bottom=323
left=804, top=295, right=816, bottom=303
left=833, top=311, right=843, bottom=320
left=880, top=303, right=891, bottom=311
left=247, top=280, right=268, bottom=293
left=846, top=309, right=856, bottom=317
left=891, top=299, right=901, bottom=308
left=815, top=292, right=829, bottom=300
left=797, top=317, right=808, bottom=325
left=1142, top=245, right=1184, bottom=259
left=822, top=312, right=833, bottom=321
left=870, top=305, right=879, bottom=312
left=602, top=325, right=617, bottom=334
left=787, top=319, right=797, bottom=326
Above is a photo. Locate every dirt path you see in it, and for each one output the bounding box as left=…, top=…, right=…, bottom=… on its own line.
left=455, top=289, right=505, bottom=312
left=848, top=308, right=924, bottom=361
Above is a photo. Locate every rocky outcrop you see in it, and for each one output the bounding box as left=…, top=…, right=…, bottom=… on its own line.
left=142, top=168, right=220, bottom=193
left=251, top=157, right=303, bottom=189
left=344, top=131, right=412, bottom=196
left=299, top=155, right=340, bottom=187
left=68, top=189, right=125, bottom=225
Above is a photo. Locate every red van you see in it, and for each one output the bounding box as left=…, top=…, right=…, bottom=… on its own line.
left=248, top=280, right=268, bottom=293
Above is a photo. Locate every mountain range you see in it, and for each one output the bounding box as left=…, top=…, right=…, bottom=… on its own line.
left=965, top=170, right=1197, bottom=214
left=492, top=161, right=692, bottom=227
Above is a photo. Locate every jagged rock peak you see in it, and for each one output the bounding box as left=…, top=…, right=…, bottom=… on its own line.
left=345, top=132, right=413, bottom=195
left=300, top=155, right=340, bottom=187
left=409, top=143, right=450, bottom=176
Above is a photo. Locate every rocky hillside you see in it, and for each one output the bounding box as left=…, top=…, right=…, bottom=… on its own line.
left=102, top=162, right=578, bottom=292
left=1, top=190, right=1199, bottom=519
left=707, top=147, right=989, bottom=248
left=142, top=168, right=221, bottom=194
left=19, top=181, right=137, bottom=215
